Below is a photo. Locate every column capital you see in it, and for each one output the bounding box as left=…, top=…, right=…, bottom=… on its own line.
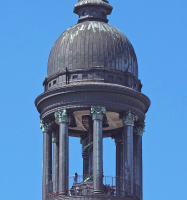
left=91, top=106, right=106, bottom=121
left=40, top=120, right=50, bottom=133
left=52, top=131, right=59, bottom=143
left=122, top=111, right=138, bottom=126
left=54, top=109, right=68, bottom=123
left=137, top=122, right=145, bottom=136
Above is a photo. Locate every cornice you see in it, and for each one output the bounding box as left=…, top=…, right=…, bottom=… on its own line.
left=35, top=82, right=150, bottom=112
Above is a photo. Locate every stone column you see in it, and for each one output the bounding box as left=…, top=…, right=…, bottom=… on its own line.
left=54, top=109, right=69, bottom=196
left=88, top=117, right=93, bottom=177
left=122, top=111, right=138, bottom=196
left=134, top=122, right=145, bottom=199
left=91, top=106, right=106, bottom=194
left=40, top=120, right=52, bottom=200
left=115, top=136, right=124, bottom=197
left=52, top=130, right=59, bottom=193
left=66, top=128, right=69, bottom=194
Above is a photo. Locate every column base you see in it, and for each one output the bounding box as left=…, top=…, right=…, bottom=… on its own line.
left=92, top=190, right=103, bottom=194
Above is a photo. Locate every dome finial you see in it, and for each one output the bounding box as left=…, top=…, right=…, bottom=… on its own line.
left=73, top=0, right=113, bottom=23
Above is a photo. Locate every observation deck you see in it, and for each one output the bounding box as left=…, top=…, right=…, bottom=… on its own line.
left=45, top=175, right=141, bottom=200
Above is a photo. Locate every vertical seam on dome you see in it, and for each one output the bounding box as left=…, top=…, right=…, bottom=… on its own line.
left=57, top=34, right=62, bottom=73
left=80, top=28, right=82, bottom=70
left=98, top=22, right=103, bottom=67
left=92, top=23, right=93, bottom=68
left=102, top=23, right=108, bottom=69
left=76, top=28, right=80, bottom=70
left=72, top=28, right=77, bottom=70
left=87, top=22, right=91, bottom=69
left=53, top=38, right=58, bottom=75
left=81, top=24, right=85, bottom=69
left=105, top=24, right=111, bottom=70
left=65, top=26, right=74, bottom=70
left=88, top=22, right=92, bottom=69
left=70, top=28, right=73, bottom=70
left=113, top=28, right=118, bottom=71
left=103, top=23, right=108, bottom=69
left=102, top=23, right=105, bottom=68
left=93, top=22, right=98, bottom=68
left=83, top=23, right=86, bottom=69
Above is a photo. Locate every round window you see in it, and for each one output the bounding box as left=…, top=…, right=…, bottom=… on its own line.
left=92, top=10, right=97, bottom=16
left=83, top=11, right=87, bottom=16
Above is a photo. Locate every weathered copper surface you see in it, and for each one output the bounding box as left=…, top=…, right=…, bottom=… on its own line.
left=47, top=21, right=138, bottom=78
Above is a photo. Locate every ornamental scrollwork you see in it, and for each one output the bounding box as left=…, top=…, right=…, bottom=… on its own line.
left=122, top=110, right=138, bottom=126
left=137, top=122, right=145, bottom=136
left=54, top=109, right=68, bottom=123
left=52, top=131, right=59, bottom=143
left=40, top=120, right=50, bottom=133
left=91, top=106, right=106, bottom=121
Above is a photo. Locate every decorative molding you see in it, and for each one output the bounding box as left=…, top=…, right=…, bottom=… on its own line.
left=91, top=106, right=106, bottom=121
left=54, top=109, right=68, bottom=123
left=40, top=120, right=50, bottom=133
left=122, top=111, right=138, bottom=126
left=52, top=131, right=59, bottom=143
left=35, top=82, right=150, bottom=118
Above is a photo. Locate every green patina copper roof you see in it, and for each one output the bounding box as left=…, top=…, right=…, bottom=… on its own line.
left=47, top=21, right=138, bottom=78
left=74, top=0, right=113, bottom=14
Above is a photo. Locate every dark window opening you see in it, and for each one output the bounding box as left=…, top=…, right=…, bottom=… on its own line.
left=83, top=75, right=88, bottom=79
left=49, top=83, right=51, bottom=88
left=73, top=75, right=78, bottom=80
left=117, top=77, right=122, bottom=84
left=66, top=68, right=70, bottom=85
left=102, top=12, right=106, bottom=18
left=53, top=80, right=56, bottom=85
left=92, top=10, right=97, bottom=16
left=83, top=11, right=87, bottom=16
left=108, top=75, right=113, bottom=82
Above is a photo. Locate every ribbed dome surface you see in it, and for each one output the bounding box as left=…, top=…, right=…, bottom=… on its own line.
left=47, top=21, right=138, bottom=78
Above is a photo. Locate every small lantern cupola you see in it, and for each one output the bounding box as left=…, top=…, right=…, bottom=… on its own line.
left=73, top=0, right=113, bottom=23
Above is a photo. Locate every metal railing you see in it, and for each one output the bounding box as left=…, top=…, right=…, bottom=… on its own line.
left=45, top=175, right=133, bottom=198
left=46, top=192, right=58, bottom=200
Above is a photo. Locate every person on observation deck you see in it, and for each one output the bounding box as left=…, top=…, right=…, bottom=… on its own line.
left=74, top=172, right=78, bottom=183
left=86, top=183, right=90, bottom=195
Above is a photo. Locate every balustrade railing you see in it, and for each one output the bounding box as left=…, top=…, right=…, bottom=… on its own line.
left=45, top=175, right=130, bottom=199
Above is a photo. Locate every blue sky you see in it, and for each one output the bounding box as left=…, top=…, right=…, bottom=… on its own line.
left=0, top=0, right=187, bottom=199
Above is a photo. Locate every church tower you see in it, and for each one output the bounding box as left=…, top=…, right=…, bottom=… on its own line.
left=35, top=1, right=150, bottom=200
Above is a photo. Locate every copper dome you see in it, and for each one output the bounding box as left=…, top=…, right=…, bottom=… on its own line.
left=47, top=21, right=138, bottom=78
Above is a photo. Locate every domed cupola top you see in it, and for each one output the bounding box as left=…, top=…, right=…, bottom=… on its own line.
left=73, top=0, right=113, bottom=23
left=46, top=0, right=141, bottom=92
